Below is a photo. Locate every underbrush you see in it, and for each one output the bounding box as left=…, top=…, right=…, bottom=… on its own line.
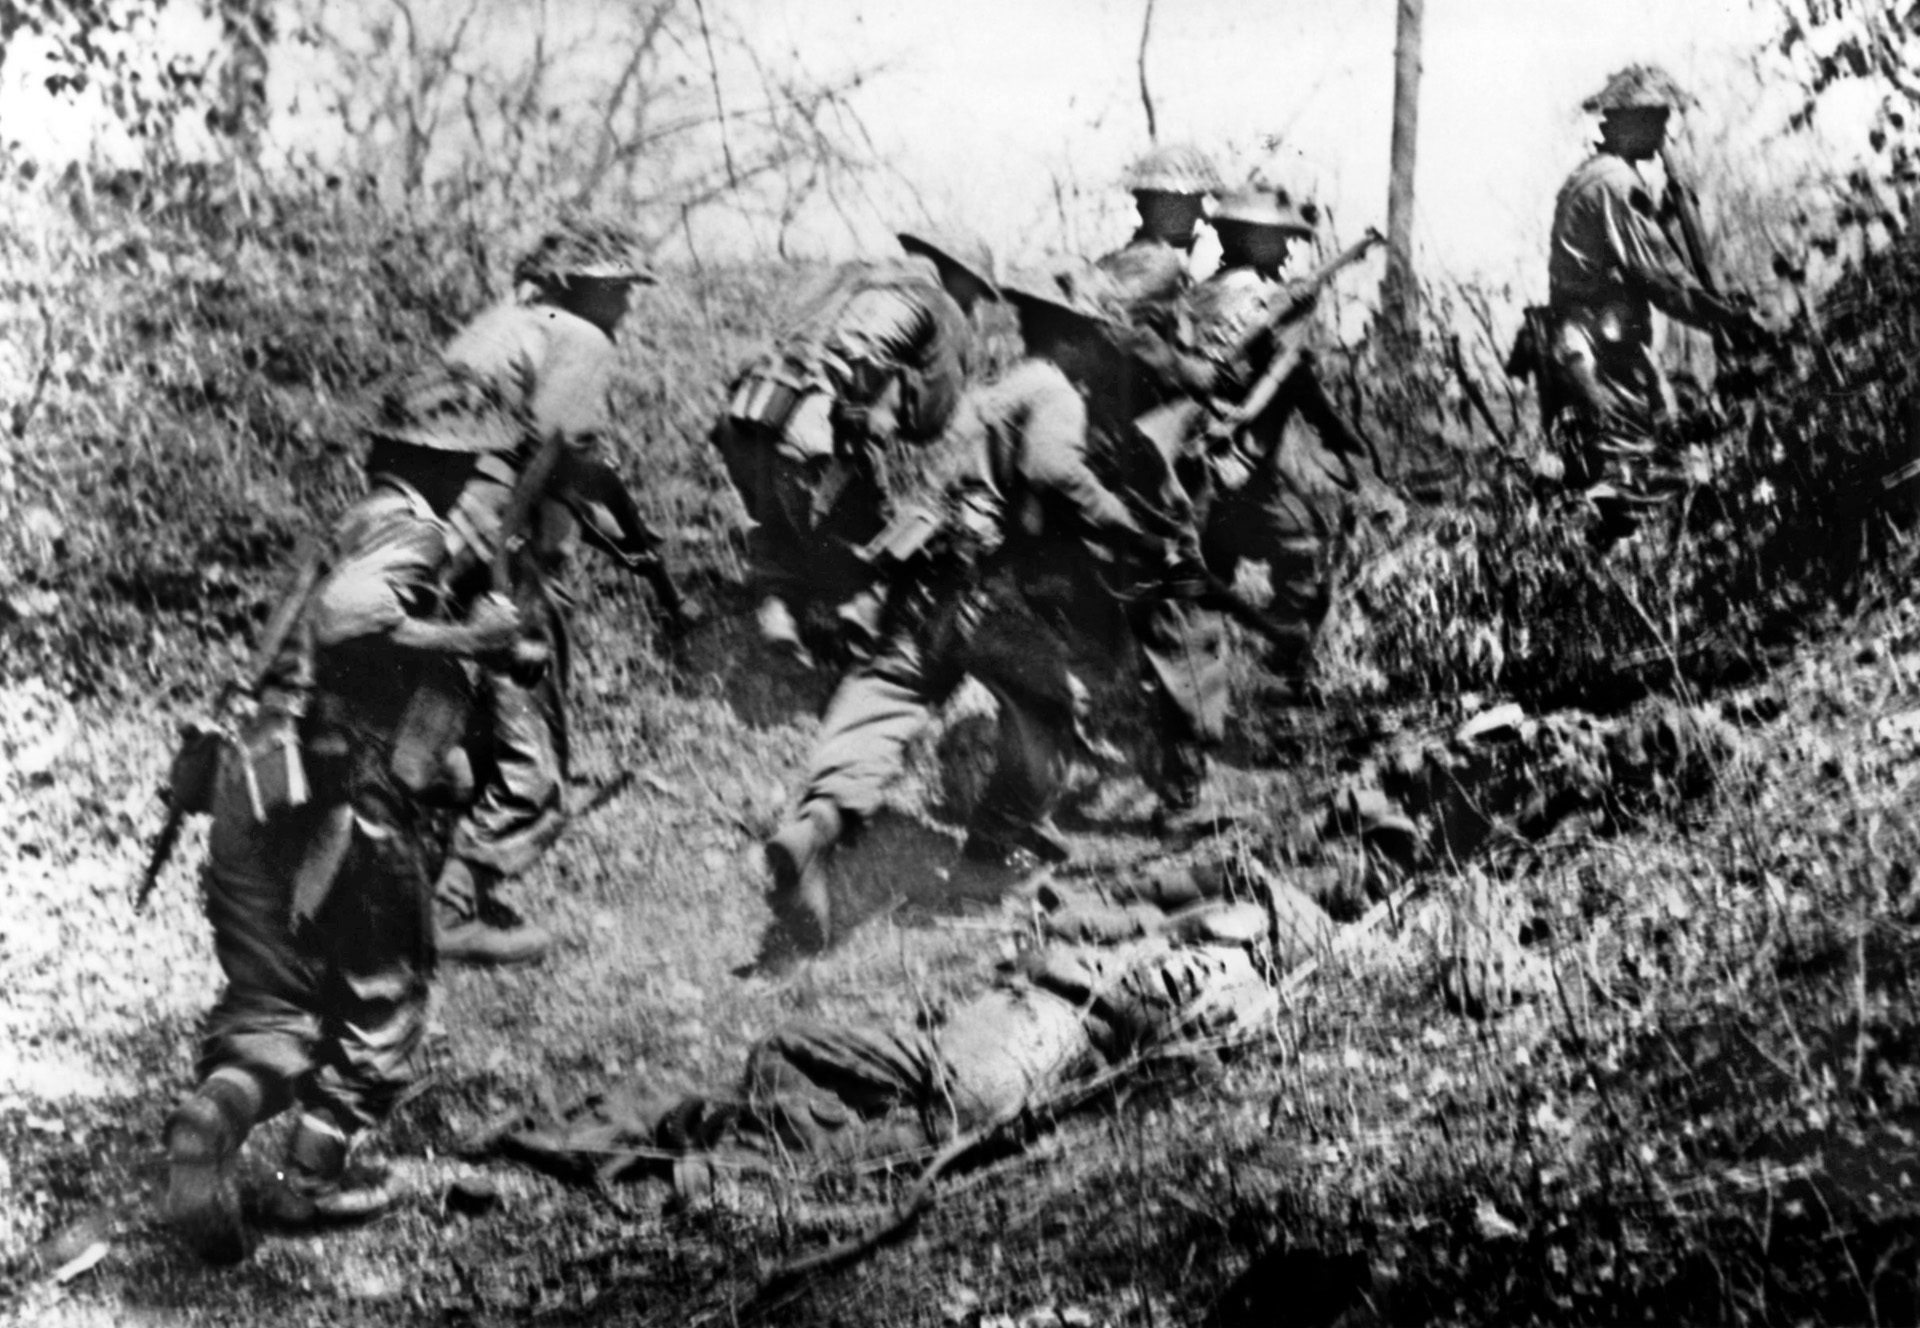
left=0, top=173, right=787, bottom=698
left=9, top=168, right=1920, bottom=1328
left=1321, top=229, right=1920, bottom=713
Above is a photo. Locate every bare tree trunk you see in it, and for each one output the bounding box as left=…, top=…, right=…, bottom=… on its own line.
left=1381, top=0, right=1423, bottom=349
left=1137, top=0, right=1158, bottom=144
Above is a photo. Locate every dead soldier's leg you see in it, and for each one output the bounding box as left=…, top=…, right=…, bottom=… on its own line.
left=738, top=1022, right=945, bottom=1163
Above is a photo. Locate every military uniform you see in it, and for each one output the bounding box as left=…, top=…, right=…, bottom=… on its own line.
left=1173, top=187, right=1387, bottom=679
left=765, top=342, right=1174, bottom=950
left=162, top=485, right=506, bottom=1261
left=1544, top=65, right=1766, bottom=527
left=713, top=248, right=976, bottom=648
left=1547, top=156, right=1722, bottom=488
left=372, top=230, right=667, bottom=962
left=801, top=358, right=1148, bottom=839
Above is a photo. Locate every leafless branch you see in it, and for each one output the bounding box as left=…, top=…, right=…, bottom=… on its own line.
left=1136, top=0, right=1159, bottom=144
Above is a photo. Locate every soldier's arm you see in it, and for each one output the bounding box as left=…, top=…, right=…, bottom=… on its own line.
left=1602, top=181, right=1745, bottom=333
left=1019, top=388, right=1156, bottom=553
left=310, top=519, right=521, bottom=663
left=889, top=290, right=969, bottom=442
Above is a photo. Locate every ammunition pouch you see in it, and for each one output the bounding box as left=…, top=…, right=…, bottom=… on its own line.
left=173, top=706, right=312, bottom=823
left=858, top=503, right=947, bottom=571
left=726, top=360, right=811, bottom=433
left=166, top=719, right=230, bottom=816
left=235, top=707, right=311, bottom=822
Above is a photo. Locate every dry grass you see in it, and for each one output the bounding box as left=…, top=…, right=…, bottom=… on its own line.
left=8, top=171, right=1920, bottom=1328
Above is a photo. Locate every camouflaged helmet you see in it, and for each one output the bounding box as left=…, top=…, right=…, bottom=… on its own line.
left=1000, top=270, right=1127, bottom=337
left=1581, top=64, right=1692, bottom=114
left=1210, top=184, right=1316, bottom=236
left=1120, top=142, right=1225, bottom=196
left=513, top=215, right=657, bottom=287
left=897, top=230, right=1001, bottom=298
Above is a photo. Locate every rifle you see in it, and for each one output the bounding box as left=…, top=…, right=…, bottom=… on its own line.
left=1133, top=227, right=1386, bottom=461
left=135, top=535, right=326, bottom=910
left=1659, top=146, right=1721, bottom=301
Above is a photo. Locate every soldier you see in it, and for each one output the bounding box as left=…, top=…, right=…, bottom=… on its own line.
left=712, top=232, right=999, bottom=666
left=1544, top=64, right=1770, bottom=540
left=368, top=217, right=672, bottom=966
left=1095, top=142, right=1226, bottom=315
left=160, top=478, right=533, bottom=1263
left=1150, top=182, right=1397, bottom=696
left=760, top=280, right=1177, bottom=953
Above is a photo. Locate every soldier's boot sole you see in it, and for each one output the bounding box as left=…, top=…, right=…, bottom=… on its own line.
left=765, top=816, right=834, bottom=953
left=162, top=1098, right=250, bottom=1265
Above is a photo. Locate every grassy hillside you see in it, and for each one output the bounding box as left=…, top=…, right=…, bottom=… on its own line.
left=7, top=176, right=1920, bottom=1327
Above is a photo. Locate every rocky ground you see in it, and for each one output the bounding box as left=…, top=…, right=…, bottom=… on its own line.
left=7, top=569, right=1920, bottom=1326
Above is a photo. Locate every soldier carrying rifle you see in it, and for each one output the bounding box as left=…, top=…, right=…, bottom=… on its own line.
left=1115, top=181, right=1396, bottom=762
left=760, top=276, right=1183, bottom=956
left=155, top=440, right=549, bottom=1262
left=369, top=217, right=675, bottom=966
left=1528, top=64, right=1775, bottom=543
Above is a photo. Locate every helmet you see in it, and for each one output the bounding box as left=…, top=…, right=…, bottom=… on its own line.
left=1211, top=184, right=1316, bottom=236
left=1000, top=270, right=1127, bottom=336
left=1120, top=142, right=1225, bottom=196
left=513, top=214, right=657, bottom=286
left=897, top=230, right=1001, bottom=297
left=1581, top=64, right=1691, bottom=114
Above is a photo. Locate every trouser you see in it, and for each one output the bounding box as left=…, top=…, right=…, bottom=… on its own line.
left=710, top=414, right=889, bottom=609
left=741, top=986, right=1095, bottom=1160
left=1201, top=476, right=1340, bottom=673
left=440, top=578, right=569, bottom=903
left=1549, top=313, right=1678, bottom=538
left=1127, top=596, right=1229, bottom=794
left=195, top=731, right=433, bottom=1134
left=801, top=565, right=1123, bottom=844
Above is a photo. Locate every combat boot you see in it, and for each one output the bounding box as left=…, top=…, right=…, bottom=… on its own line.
left=764, top=801, right=839, bottom=952
left=434, top=859, right=554, bottom=967
left=162, top=1074, right=258, bottom=1264
left=259, top=1113, right=398, bottom=1230
left=834, top=586, right=886, bottom=661
left=755, top=595, right=815, bottom=669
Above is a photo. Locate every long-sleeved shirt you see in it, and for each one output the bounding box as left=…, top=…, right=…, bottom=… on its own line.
left=371, top=301, right=618, bottom=454
left=767, top=263, right=971, bottom=444
left=947, top=359, right=1152, bottom=560
left=1547, top=153, right=1722, bottom=340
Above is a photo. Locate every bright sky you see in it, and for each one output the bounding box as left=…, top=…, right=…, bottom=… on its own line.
left=0, top=0, right=1852, bottom=308
left=740, top=0, right=1777, bottom=287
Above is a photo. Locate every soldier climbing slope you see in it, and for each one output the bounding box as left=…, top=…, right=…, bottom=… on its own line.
left=1540, top=64, right=1773, bottom=542
left=1173, top=182, right=1400, bottom=696
left=158, top=468, right=540, bottom=1263
left=711, top=231, right=1000, bottom=667
left=1094, top=141, right=1226, bottom=318
left=759, top=279, right=1183, bottom=955
left=367, top=217, right=679, bottom=967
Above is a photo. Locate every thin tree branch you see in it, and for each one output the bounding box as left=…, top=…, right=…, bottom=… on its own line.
left=1136, top=0, right=1158, bottom=144
left=691, top=0, right=738, bottom=188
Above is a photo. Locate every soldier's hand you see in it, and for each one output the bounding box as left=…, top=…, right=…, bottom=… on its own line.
left=1212, top=448, right=1255, bottom=494
left=467, top=592, right=526, bottom=659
